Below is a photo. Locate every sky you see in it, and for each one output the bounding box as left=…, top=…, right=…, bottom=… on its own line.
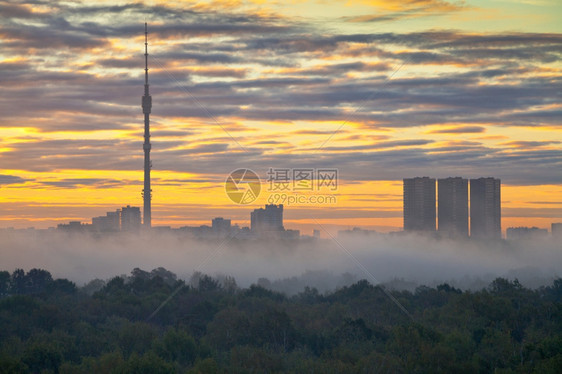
left=0, top=0, right=561, bottom=234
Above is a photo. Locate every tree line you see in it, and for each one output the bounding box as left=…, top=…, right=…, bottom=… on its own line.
left=0, top=267, right=561, bottom=373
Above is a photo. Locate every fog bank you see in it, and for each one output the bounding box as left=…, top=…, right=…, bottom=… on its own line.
left=0, top=230, right=560, bottom=293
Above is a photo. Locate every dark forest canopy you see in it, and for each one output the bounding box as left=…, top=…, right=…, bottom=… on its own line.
left=0, top=268, right=561, bottom=373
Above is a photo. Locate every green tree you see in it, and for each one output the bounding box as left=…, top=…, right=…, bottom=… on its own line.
left=150, top=268, right=177, bottom=286
left=81, top=279, right=105, bottom=296
left=153, top=328, right=197, bottom=366
left=188, top=357, right=221, bottom=374
left=10, top=269, right=26, bottom=294
left=22, top=341, right=63, bottom=374
left=117, top=352, right=175, bottom=374
left=118, top=322, right=158, bottom=358
left=205, top=308, right=251, bottom=349
left=25, top=268, right=53, bottom=294
left=0, top=271, right=10, bottom=296
left=47, top=279, right=77, bottom=295
left=0, top=356, right=27, bottom=374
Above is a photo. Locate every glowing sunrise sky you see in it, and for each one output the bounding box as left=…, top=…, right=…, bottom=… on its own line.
left=0, top=0, right=561, bottom=234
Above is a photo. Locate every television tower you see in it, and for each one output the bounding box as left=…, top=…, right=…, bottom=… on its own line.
left=142, top=22, right=152, bottom=228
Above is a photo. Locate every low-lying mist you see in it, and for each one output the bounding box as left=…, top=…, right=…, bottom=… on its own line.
left=1, top=230, right=560, bottom=294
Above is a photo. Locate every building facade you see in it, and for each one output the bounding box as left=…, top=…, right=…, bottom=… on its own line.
left=506, top=227, right=548, bottom=240
left=552, top=223, right=562, bottom=238
left=212, top=217, right=231, bottom=238
left=438, top=177, right=468, bottom=237
left=92, top=209, right=120, bottom=232
left=470, top=178, right=501, bottom=239
left=403, top=177, right=436, bottom=232
left=121, top=205, right=141, bottom=232
left=251, top=204, right=284, bottom=236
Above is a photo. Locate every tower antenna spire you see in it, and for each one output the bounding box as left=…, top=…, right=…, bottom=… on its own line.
left=142, top=22, right=152, bottom=228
